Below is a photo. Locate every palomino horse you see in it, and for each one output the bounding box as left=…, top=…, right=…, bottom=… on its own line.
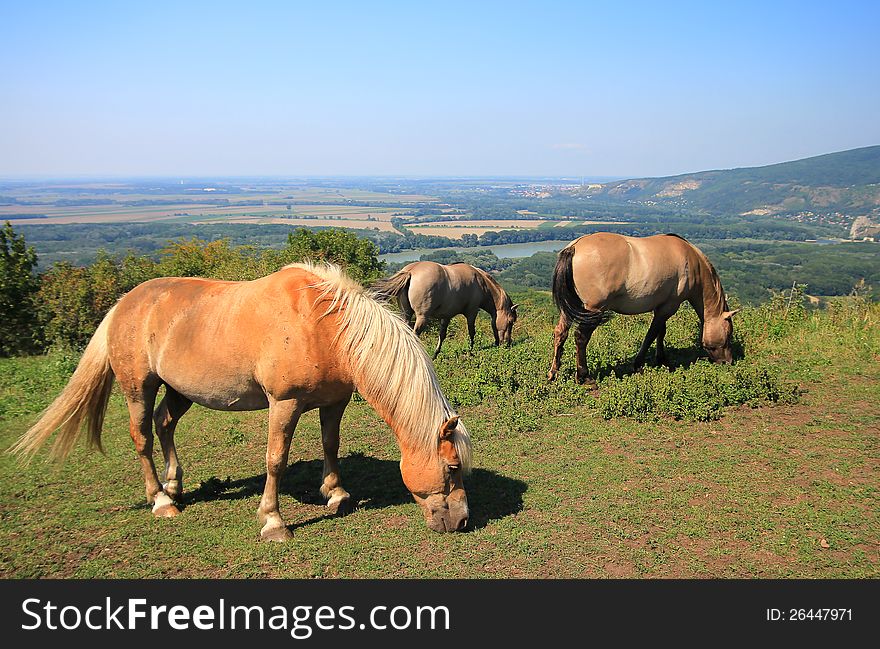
left=374, top=261, right=518, bottom=358
left=12, top=263, right=472, bottom=539
left=548, top=233, right=739, bottom=385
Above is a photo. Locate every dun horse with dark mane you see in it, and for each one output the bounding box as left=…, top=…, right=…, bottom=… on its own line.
left=375, top=261, right=518, bottom=358
left=12, top=263, right=472, bottom=539
left=549, top=233, right=739, bottom=385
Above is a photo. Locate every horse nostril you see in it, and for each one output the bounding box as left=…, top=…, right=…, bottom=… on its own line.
left=456, top=517, right=468, bottom=531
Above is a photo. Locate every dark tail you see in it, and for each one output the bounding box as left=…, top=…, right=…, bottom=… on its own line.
left=372, top=270, right=412, bottom=301
left=552, top=246, right=608, bottom=327
left=372, top=270, right=412, bottom=302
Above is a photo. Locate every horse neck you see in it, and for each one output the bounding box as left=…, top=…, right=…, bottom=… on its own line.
left=478, top=270, right=508, bottom=315
left=303, top=261, right=471, bottom=472
left=691, top=252, right=726, bottom=321
left=333, top=302, right=453, bottom=466
left=351, top=354, right=470, bottom=472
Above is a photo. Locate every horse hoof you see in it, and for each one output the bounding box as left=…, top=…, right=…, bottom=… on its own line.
left=260, top=524, right=293, bottom=542
left=163, top=480, right=182, bottom=501
left=151, top=492, right=180, bottom=517
left=153, top=504, right=181, bottom=518
left=327, top=495, right=355, bottom=516
left=547, top=371, right=557, bottom=382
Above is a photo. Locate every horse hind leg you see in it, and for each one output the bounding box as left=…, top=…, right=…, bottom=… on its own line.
left=123, top=381, right=179, bottom=517
left=319, top=398, right=355, bottom=516
left=154, top=387, right=193, bottom=502
left=433, top=318, right=450, bottom=359
left=547, top=312, right=572, bottom=381
left=574, top=323, right=597, bottom=388
left=413, top=315, right=429, bottom=337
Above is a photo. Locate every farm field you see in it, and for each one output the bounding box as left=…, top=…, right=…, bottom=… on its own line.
left=0, top=184, right=434, bottom=225
left=406, top=219, right=629, bottom=239
left=1, top=204, right=411, bottom=227
left=199, top=217, right=399, bottom=231
left=1, top=290, right=877, bottom=578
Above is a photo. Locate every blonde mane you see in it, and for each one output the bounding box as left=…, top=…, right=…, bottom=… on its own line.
left=287, top=262, right=472, bottom=472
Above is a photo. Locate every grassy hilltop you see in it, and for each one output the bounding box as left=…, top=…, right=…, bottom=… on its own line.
left=583, top=145, right=880, bottom=217
left=1, top=288, right=877, bottom=578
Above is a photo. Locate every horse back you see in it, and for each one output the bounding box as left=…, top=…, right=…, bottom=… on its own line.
left=107, top=269, right=352, bottom=410
left=406, top=262, right=483, bottom=317
left=569, top=233, right=694, bottom=313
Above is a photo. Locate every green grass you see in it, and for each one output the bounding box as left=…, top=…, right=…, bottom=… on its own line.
left=0, top=292, right=877, bottom=578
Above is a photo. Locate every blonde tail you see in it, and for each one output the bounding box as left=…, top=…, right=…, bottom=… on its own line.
left=10, top=306, right=117, bottom=461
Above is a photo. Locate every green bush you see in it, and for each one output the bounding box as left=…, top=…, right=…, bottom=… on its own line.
left=595, top=361, right=799, bottom=422
left=0, top=222, right=40, bottom=356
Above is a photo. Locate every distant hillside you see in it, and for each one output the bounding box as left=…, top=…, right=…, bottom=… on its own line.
left=582, top=145, right=880, bottom=219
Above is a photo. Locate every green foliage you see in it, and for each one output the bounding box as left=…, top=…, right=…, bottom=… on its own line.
left=281, top=228, right=385, bottom=285
left=32, top=229, right=386, bottom=349
left=596, top=362, right=799, bottom=422
left=0, top=222, right=40, bottom=356
left=409, top=248, right=515, bottom=272
left=36, top=250, right=159, bottom=349
left=419, top=288, right=806, bottom=425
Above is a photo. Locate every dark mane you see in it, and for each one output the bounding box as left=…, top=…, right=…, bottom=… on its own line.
left=471, top=266, right=513, bottom=310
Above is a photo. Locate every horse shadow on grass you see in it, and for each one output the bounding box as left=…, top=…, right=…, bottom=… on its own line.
left=184, top=452, right=526, bottom=533
left=591, top=339, right=746, bottom=382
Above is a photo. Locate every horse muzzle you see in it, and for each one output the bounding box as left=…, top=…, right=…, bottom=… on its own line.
left=426, top=495, right=469, bottom=533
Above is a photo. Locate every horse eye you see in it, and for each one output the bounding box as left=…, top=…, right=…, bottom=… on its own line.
left=447, top=464, right=460, bottom=472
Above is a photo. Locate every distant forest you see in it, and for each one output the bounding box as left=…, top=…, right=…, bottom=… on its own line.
left=400, top=241, right=879, bottom=306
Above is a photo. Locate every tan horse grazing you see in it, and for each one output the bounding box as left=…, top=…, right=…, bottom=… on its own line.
left=11, top=263, right=472, bottom=540
left=548, top=233, right=739, bottom=385
left=374, top=261, right=518, bottom=358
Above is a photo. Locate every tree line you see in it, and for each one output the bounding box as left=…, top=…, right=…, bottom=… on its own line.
left=0, top=223, right=385, bottom=356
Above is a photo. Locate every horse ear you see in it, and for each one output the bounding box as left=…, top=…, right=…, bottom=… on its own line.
left=723, top=309, right=741, bottom=320
left=439, top=416, right=459, bottom=440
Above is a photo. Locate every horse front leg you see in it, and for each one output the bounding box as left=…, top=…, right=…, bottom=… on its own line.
left=319, top=397, right=355, bottom=516
left=574, top=323, right=597, bottom=388
left=466, top=314, right=477, bottom=350
left=258, top=398, right=302, bottom=542
left=547, top=312, right=572, bottom=381
left=154, top=387, right=192, bottom=502
left=633, top=314, right=665, bottom=371
left=654, top=319, right=669, bottom=367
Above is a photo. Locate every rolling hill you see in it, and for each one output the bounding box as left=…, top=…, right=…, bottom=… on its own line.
left=582, top=145, right=880, bottom=219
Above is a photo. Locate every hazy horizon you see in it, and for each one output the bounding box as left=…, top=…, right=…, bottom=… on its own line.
left=2, top=1, right=878, bottom=178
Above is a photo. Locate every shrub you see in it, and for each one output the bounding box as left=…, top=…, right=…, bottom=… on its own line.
left=595, top=360, right=799, bottom=422
left=0, top=221, right=40, bottom=356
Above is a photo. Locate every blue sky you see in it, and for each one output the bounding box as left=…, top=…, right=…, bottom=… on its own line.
left=1, top=0, right=878, bottom=178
